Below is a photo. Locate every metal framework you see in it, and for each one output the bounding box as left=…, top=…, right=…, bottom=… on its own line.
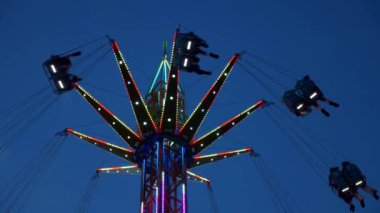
left=65, top=31, right=265, bottom=213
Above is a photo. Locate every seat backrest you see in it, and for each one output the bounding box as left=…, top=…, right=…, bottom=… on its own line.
left=295, top=79, right=319, bottom=97
left=330, top=170, right=349, bottom=190
left=343, top=164, right=363, bottom=181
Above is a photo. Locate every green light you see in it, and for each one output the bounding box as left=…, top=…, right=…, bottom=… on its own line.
left=148, top=61, right=164, bottom=93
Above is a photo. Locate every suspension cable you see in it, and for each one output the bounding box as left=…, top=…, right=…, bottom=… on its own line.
left=0, top=133, right=67, bottom=212
left=269, top=107, right=335, bottom=167
left=238, top=63, right=282, bottom=101
left=80, top=82, right=126, bottom=98
left=250, top=155, right=302, bottom=213
left=239, top=59, right=289, bottom=90
left=0, top=93, right=60, bottom=153
left=0, top=91, right=53, bottom=136
left=59, top=36, right=108, bottom=57
left=70, top=42, right=110, bottom=71
left=264, top=109, right=327, bottom=184
left=244, top=51, right=300, bottom=80
left=78, top=48, right=112, bottom=79
left=78, top=172, right=100, bottom=213
left=207, top=186, right=220, bottom=213
left=272, top=104, right=346, bottom=162
left=0, top=85, right=50, bottom=119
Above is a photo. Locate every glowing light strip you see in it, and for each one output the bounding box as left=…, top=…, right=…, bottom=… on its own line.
left=183, top=58, right=188, bottom=67
left=66, top=129, right=136, bottom=163
left=141, top=202, right=144, bottom=213
left=164, top=61, right=171, bottom=74
left=159, top=31, right=180, bottom=132
left=182, top=184, right=186, bottom=213
left=181, top=54, right=238, bottom=130
left=58, top=80, right=64, bottom=89
left=163, top=56, right=168, bottom=87
left=155, top=141, right=159, bottom=213
left=148, top=62, right=164, bottom=93
left=181, top=147, right=187, bottom=213
left=97, top=165, right=139, bottom=172
left=50, top=64, right=57, bottom=73
left=66, top=128, right=134, bottom=154
left=186, top=41, right=192, bottom=50
left=297, top=104, right=304, bottom=110
left=111, top=40, right=157, bottom=133
left=175, top=69, right=180, bottom=132
left=179, top=54, right=239, bottom=141
left=191, top=101, right=264, bottom=155
left=161, top=171, right=165, bottom=213
left=140, top=159, right=146, bottom=213
left=310, top=92, right=317, bottom=99
left=187, top=171, right=211, bottom=183
left=74, top=84, right=141, bottom=147
left=168, top=31, right=178, bottom=69
left=161, top=140, right=165, bottom=213
left=155, top=186, right=159, bottom=213
left=164, top=57, right=170, bottom=83
left=192, top=100, right=264, bottom=146
left=194, top=148, right=252, bottom=159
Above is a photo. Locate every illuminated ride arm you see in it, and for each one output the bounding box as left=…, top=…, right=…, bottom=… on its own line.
left=110, top=40, right=157, bottom=136
left=74, top=83, right=141, bottom=149
left=190, top=148, right=254, bottom=168
left=191, top=100, right=265, bottom=155
left=65, top=128, right=136, bottom=163
left=179, top=54, right=240, bottom=142
left=160, top=31, right=180, bottom=134
left=187, top=171, right=211, bottom=185
left=97, top=165, right=140, bottom=174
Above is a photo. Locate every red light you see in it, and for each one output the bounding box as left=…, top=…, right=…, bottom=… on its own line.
left=112, top=40, right=120, bottom=51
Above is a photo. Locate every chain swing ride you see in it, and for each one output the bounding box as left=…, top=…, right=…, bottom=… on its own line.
left=61, top=29, right=264, bottom=213
left=1, top=27, right=378, bottom=213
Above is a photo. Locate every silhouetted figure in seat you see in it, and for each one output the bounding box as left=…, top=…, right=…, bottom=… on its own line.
left=342, top=161, right=379, bottom=201
left=48, top=51, right=81, bottom=74
left=44, top=51, right=82, bottom=94
left=282, top=90, right=311, bottom=117
left=329, top=167, right=363, bottom=211
left=295, top=75, right=339, bottom=117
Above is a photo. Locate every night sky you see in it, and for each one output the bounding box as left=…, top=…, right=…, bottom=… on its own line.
left=0, top=0, right=379, bottom=212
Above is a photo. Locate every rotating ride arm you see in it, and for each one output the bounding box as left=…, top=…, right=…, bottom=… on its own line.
left=160, top=31, right=179, bottom=133
left=191, top=100, right=265, bottom=155
left=74, top=83, right=141, bottom=149
left=97, top=165, right=140, bottom=174
left=110, top=40, right=157, bottom=136
left=179, top=54, right=240, bottom=142
left=65, top=128, right=136, bottom=163
left=187, top=171, right=211, bottom=185
left=190, top=148, right=254, bottom=168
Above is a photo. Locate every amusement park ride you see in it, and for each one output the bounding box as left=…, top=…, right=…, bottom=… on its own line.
left=46, top=29, right=265, bottom=212
left=1, top=25, right=374, bottom=213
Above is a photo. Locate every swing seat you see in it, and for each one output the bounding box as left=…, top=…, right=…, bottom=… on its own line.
left=43, top=54, right=81, bottom=94
left=282, top=90, right=311, bottom=116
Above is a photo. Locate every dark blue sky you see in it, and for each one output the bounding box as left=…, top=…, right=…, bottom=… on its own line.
left=1, top=0, right=379, bottom=212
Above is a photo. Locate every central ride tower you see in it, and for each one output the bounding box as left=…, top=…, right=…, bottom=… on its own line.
left=65, top=29, right=265, bottom=213
left=140, top=42, right=188, bottom=212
